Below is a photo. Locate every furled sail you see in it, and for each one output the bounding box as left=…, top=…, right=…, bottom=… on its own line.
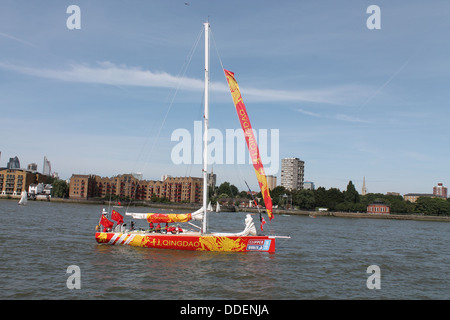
left=224, top=69, right=274, bottom=220
left=126, top=208, right=203, bottom=223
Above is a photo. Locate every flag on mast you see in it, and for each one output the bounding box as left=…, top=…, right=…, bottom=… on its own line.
left=224, top=69, right=274, bottom=220
left=111, top=210, right=124, bottom=225
left=100, top=214, right=114, bottom=231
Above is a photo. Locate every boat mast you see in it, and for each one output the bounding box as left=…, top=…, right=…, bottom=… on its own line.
left=202, top=21, right=210, bottom=234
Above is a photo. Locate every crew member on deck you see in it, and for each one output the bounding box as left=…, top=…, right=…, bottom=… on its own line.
left=155, top=223, right=161, bottom=233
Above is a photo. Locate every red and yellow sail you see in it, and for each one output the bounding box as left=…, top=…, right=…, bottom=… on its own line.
left=224, top=69, right=274, bottom=220
left=144, top=213, right=192, bottom=223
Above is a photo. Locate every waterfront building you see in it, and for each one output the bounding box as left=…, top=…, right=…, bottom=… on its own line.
left=367, top=200, right=390, bottom=214
left=403, top=193, right=437, bottom=203
left=69, top=174, right=97, bottom=200
left=29, top=183, right=45, bottom=195
left=266, top=175, right=277, bottom=191
left=280, top=157, right=304, bottom=191
left=433, top=183, right=447, bottom=198
left=0, top=168, right=48, bottom=197
left=69, top=173, right=203, bottom=203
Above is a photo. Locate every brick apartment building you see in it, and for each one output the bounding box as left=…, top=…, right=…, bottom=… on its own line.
left=433, top=183, right=447, bottom=198
left=0, top=168, right=49, bottom=197
left=69, top=174, right=203, bottom=203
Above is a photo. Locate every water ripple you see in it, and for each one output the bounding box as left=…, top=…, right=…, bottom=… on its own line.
left=0, top=200, right=448, bottom=299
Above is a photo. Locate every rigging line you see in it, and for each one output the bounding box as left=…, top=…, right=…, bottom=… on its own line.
left=210, top=28, right=237, bottom=182
left=141, top=26, right=203, bottom=174
left=125, top=26, right=204, bottom=212
left=210, top=27, right=252, bottom=206
left=211, top=28, right=252, bottom=205
left=128, top=27, right=203, bottom=178
left=210, top=28, right=225, bottom=72
left=184, top=90, right=205, bottom=179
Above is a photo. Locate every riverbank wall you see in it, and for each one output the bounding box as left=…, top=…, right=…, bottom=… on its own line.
left=237, top=207, right=450, bottom=222
left=1, top=196, right=449, bottom=222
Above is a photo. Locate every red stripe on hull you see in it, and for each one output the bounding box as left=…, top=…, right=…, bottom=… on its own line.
left=95, top=232, right=275, bottom=252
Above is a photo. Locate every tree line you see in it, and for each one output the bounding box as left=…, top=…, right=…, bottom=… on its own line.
left=206, top=180, right=450, bottom=216
left=49, top=178, right=450, bottom=216
left=265, top=181, right=450, bottom=216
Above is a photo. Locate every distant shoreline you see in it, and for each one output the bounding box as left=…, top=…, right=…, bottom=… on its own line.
left=1, top=197, right=449, bottom=222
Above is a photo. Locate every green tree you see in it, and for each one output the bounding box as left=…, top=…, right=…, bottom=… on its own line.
left=328, top=188, right=344, bottom=210
left=238, top=190, right=249, bottom=199
left=344, top=181, right=360, bottom=203
left=270, top=186, right=288, bottom=206
left=314, top=187, right=328, bottom=208
left=217, top=182, right=239, bottom=197
left=294, top=189, right=315, bottom=210
left=151, top=194, right=160, bottom=202
left=51, top=179, right=69, bottom=198
left=415, top=197, right=450, bottom=216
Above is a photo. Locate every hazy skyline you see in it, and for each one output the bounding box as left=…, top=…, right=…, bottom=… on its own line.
left=1, top=1, right=450, bottom=195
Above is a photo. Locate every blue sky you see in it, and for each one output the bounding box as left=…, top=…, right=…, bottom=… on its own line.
left=1, top=0, right=449, bottom=195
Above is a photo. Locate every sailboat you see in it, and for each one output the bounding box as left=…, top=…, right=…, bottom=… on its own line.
left=216, top=202, right=221, bottom=213
left=207, top=201, right=213, bottom=212
left=18, top=191, right=27, bottom=205
left=95, top=22, right=288, bottom=252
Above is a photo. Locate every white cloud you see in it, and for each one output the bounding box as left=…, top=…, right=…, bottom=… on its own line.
left=297, top=108, right=322, bottom=117
left=0, top=61, right=372, bottom=105
left=296, top=108, right=371, bottom=123
left=0, top=32, right=36, bottom=47
left=334, top=114, right=370, bottom=123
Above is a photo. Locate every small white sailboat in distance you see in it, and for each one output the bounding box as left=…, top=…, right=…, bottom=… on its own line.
left=207, top=201, right=213, bottom=212
left=18, top=191, right=27, bottom=205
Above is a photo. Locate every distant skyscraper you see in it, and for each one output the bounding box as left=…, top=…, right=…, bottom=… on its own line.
left=433, top=183, right=447, bottom=198
left=131, top=172, right=143, bottom=180
left=304, top=181, right=315, bottom=190
left=7, top=156, right=20, bottom=169
left=362, top=177, right=367, bottom=195
left=281, top=157, right=304, bottom=191
left=27, top=163, right=38, bottom=172
left=43, top=156, right=51, bottom=175
left=207, top=169, right=216, bottom=188
left=266, top=175, right=277, bottom=191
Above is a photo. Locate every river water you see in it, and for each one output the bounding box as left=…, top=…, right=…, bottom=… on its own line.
left=0, top=200, right=448, bottom=300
